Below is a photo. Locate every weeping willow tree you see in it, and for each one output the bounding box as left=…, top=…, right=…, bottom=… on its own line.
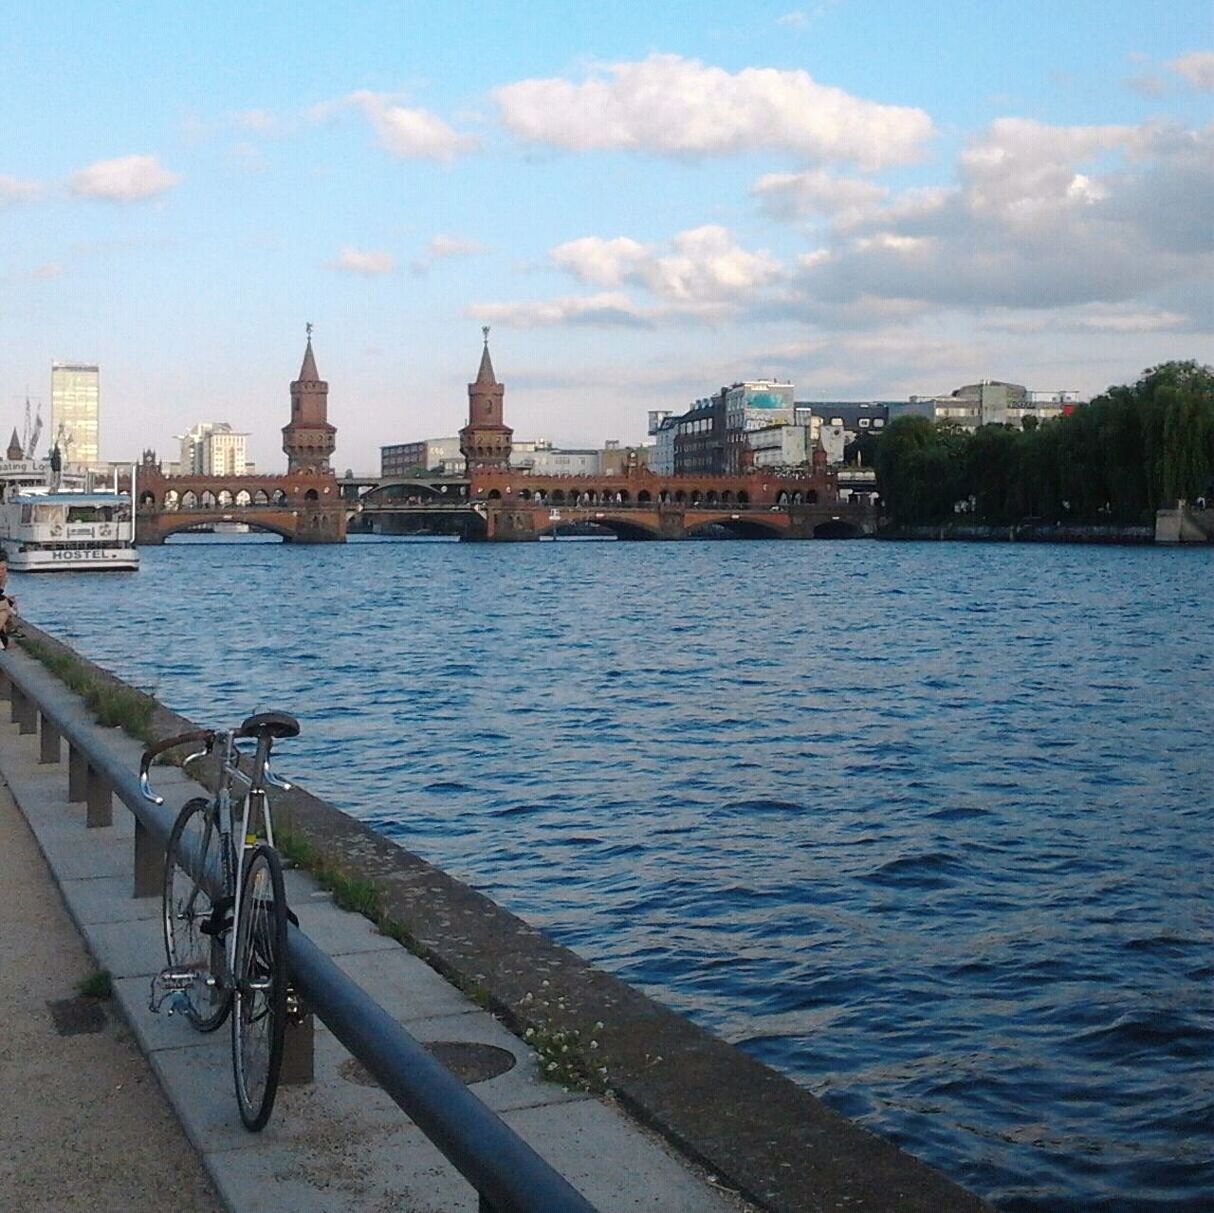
left=875, top=362, right=1214, bottom=527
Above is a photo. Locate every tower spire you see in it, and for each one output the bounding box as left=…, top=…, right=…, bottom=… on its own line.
left=461, top=328, right=511, bottom=471
left=476, top=325, right=497, bottom=386
left=283, top=327, right=335, bottom=473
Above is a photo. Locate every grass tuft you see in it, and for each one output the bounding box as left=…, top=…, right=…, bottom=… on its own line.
left=17, top=636, right=158, bottom=742
left=77, top=969, right=113, bottom=999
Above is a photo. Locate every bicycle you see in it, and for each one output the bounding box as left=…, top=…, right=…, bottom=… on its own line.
left=140, top=711, right=300, bottom=1131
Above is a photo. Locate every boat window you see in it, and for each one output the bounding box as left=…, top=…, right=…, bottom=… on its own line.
left=67, top=507, right=101, bottom=522
left=20, top=505, right=32, bottom=523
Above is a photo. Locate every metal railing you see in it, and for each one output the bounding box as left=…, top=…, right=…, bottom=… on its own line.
left=0, top=648, right=596, bottom=1213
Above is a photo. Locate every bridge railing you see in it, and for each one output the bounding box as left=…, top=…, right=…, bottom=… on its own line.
left=0, top=646, right=596, bottom=1213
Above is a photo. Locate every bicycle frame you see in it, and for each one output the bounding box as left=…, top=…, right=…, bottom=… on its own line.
left=146, top=725, right=293, bottom=999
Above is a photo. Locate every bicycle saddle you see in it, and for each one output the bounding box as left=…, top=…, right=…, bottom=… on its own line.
left=238, top=711, right=301, bottom=740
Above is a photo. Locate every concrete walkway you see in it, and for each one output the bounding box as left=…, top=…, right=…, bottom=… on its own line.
left=0, top=712, right=750, bottom=1212
left=0, top=772, right=224, bottom=1212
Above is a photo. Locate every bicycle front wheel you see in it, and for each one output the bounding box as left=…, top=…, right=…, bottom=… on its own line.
left=231, top=844, right=289, bottom=1131
left=164, top=797, right=232, bottom=1032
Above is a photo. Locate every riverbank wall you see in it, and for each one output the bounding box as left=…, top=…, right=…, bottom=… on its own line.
left=879, top=522, right=1154, bottom=544
left=14, top=619, right=986, bottom=1213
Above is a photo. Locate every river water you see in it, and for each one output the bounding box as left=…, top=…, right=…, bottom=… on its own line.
left=15, top=535, right=1213, bottom=1210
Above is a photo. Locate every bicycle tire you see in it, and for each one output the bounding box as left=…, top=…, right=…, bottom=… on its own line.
left=163, top=796, right=232, bottom=1032
left=231, top=844, right=288, bottom=1132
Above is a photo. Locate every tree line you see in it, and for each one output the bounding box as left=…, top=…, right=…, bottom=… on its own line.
left=869, top=362, right=1214, bottom=527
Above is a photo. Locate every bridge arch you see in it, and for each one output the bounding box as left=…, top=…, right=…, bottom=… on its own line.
left=813, top=518, right=865, bottom=539
left=686, top=515, right=784, bottom=540
left=536, top=515, right=660, bottom=541
left=157, top=513, right=296, bottom=543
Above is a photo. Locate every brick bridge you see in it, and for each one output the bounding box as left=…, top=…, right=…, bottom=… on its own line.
left=135, top=468, right=347, bottom=544
left=357, top=467, right=876, bottom=541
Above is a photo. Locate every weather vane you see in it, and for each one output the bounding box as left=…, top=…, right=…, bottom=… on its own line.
left=306, top=321, right=313, bottom=341
left=482, top=325, right=490, bottom=344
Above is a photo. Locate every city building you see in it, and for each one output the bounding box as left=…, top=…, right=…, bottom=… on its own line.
left=511, top=439, right=599, bottom=475
left=282, top=329, right=336, bottom=472
left=177, top=422, right=251, bottom=476
left=381, top=436, right=462, bottom=477
left=747, top=422, right=811, bottom=469
left=50, top=362, right=100, bottom=465
left=724, top=380, right=795, bottom=473
left=599, top=440, right=649, bottom=476
left=909, top=381, right=1081, bottom=431
left=795, top=402, right=893, bottom=462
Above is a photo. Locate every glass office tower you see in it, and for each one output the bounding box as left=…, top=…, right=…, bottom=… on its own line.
left=50, top=362, right=100, bottom=465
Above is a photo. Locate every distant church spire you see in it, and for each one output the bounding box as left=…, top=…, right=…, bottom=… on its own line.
left=6, top=428, right=22, bottom=461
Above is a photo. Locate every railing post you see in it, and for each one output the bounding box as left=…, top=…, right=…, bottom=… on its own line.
left=12, top=684, right=37, bottom=734
left=86, top=762, right=112, bottom=828
left=133, top=818, right=162, bottom=897
left=68, top=745, right=87, bottom=802
left=281, top=995, right=315, bottom=1086
left=39, top=714, right=61, bottom=764
left=0, top=667, right=10, bottom=700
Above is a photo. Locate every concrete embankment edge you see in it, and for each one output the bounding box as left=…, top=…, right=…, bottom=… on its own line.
left=18, top=621, right=987, bottom=1213
left=878, top=523, right=1154, bottom=544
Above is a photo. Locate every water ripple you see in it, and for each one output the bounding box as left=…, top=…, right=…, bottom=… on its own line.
left=16, top=535, right=1214, bottom=1211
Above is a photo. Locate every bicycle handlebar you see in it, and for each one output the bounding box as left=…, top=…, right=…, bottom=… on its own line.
left=139, top=729, right=215, bottom=803
left=139, top=724, right=295, bottom=804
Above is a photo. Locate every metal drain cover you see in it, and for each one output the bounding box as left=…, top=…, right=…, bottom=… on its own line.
left=340, top=1041, right=516, bottom=1088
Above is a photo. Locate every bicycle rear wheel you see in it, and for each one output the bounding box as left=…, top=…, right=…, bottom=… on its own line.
left=163, top=797, right=232, bottom=1032
left=231, top=844, right=288, bottom=1131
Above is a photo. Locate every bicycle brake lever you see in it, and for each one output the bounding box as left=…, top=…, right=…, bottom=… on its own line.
left=264, top=759, right=292, bottom=791
left=139, top=769, right=164, bottom=805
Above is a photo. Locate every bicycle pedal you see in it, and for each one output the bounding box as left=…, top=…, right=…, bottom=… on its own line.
left=149, top=968, right=198, bottom=1014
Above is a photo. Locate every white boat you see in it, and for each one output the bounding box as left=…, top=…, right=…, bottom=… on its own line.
left=0, top=463, right=139, bottom=572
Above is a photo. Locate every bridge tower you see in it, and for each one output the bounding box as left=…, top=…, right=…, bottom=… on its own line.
left=460, top=327, right=512, bottom=471
left=282, top=325, right=336, bottom=473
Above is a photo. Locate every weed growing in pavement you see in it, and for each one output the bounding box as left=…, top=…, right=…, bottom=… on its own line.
left=77, top=969, right=113, bottom=998
left=18, top=637, right=157, bottom=742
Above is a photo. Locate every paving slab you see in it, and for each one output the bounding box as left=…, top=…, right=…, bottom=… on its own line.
left=83, top=914, right=165, bottom=979
left=60, top=872, right=162, bottom=926
left=330, top=940, right=484, bottom=1023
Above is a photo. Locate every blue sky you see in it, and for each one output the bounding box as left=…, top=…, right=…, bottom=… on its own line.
left=1, top=1, right=1210, bottom=471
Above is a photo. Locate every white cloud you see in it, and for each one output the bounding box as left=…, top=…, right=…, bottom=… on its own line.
left=411, top=233, right=488, bottom=275
left=494, top=53, right=933, bottom=168
left=470, top=292, right=652, bottom=328
left=0, top=174, right=42, bottom=203
left=341, top=90, right=478, bottom=161
left=795, top=118, right=1214, bottom=319
left=68, top=154, right=181, bottom=201
left=331, top=246, right=396, bottom=275
left=752, top=169, right=888, bottom=221
left=554, top=226, right=782, bottom=303
left=551, top=236, right=651, bottom=286
left=1169, top=51, right=1214, bottom=90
